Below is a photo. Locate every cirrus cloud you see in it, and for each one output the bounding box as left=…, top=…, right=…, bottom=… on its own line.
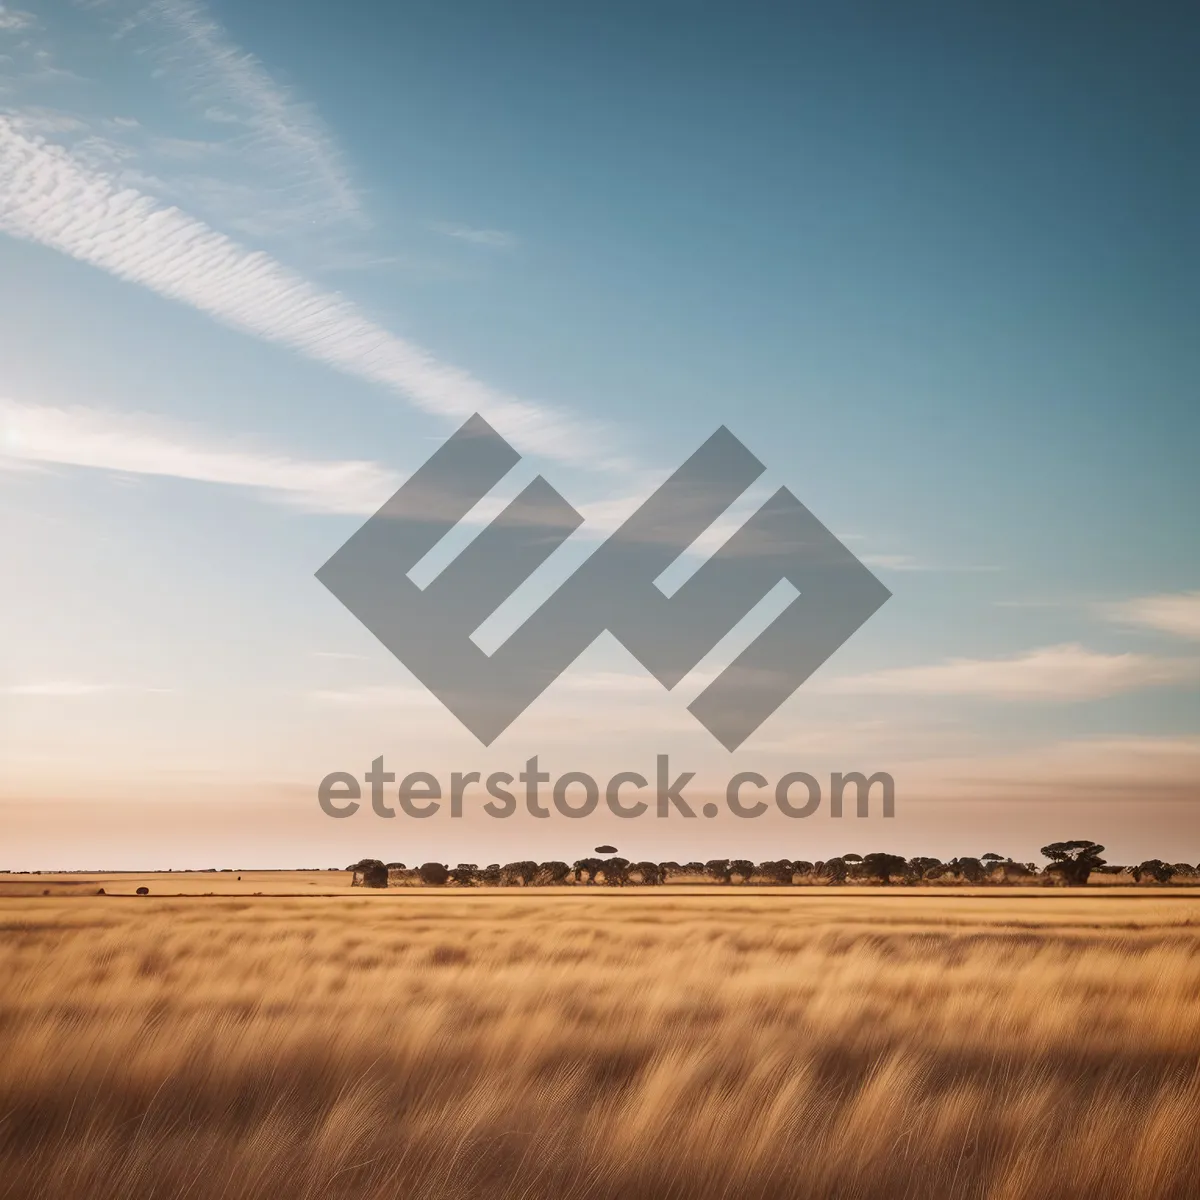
left=3, top=681, right=172, bottom=696
left=428, top=221, right=517, bottom=249
left=0, top=119, right=612, bottom=470
left=0, top=399, right=400, bottom=514
left=1102, top=591, right=1200, bottom=642
left=822, top=643, right=1200, bottom=701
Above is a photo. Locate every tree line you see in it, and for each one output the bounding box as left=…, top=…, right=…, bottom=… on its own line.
left=347, top=841, right=1197, bottom=888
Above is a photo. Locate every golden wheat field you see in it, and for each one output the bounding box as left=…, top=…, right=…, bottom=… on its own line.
left=1, top=886, right=1198, bottom=1199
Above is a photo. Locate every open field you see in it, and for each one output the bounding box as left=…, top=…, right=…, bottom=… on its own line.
left=0, top=870, right=361, bottom=897
left=1, top=891, right=1198, bottom=1199
left=4, top=865, right=1196, bottom=897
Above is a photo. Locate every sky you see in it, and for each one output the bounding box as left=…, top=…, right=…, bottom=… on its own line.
left=1, top=0, right=1197, bottom=869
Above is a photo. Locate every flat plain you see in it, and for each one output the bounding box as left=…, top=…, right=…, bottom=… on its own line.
left=1, top=879, right=1198, bottom=1199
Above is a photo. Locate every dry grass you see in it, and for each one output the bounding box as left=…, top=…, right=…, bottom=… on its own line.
left=1, top=890, right=1198, bottom=1199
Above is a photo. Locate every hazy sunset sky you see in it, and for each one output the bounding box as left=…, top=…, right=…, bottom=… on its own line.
left=1, top=0, right=1197, bottom=868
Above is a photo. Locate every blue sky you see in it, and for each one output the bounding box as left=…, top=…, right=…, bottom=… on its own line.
left=1, top=0, right=1197, bottom=867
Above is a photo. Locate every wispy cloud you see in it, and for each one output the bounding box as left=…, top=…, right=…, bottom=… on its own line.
left=428, top=221, right=517, bottom=249
left=0, top=120, right=610, bottom=468
left=305, top=685, right=439, bottom=709
left=1, top=107, right=85, bottom=135
left=137, top=0, right=361, bottom=229
left=859, top=554, right=925, bottom=571
left=906, top=735, right=1200, bottom=804
left=823, top=643, right=1200, bottom=700
left=301, top=677, right=702, bottom=740
left=0, top=400, right=400, bottom=514
left=3, top=681, right=172, bottom=696
left=1102, top=591, right=1200, bottom=642
left=0, top=7, right=35, bottom=34
left=859, top=553, right=1000, bottom=573
left=4, top=1, right=411, bottom=246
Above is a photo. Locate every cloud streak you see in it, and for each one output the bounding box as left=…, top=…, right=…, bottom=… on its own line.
left=0, top=7, right=34, bottom=34
left=141, top=0, right=361, bottom=229
left=823, top=643, right=1200, bottom=700
left=0, top=119, right=607, bottom=467
left=1103, top=591, right=1200, bottom=642
left=428, top=221, right=517, bottom=249
left=4, top=681, right=172, bottom=696
left=904, top=735, right=1200, bottom=804
left=0, top=400, right=400, bottom=514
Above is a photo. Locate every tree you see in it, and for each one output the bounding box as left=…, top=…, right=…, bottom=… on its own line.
left=350, top=858, right=388, bottom=888
left=601, top=857, right=631, bottom=886
left=705, top=859, right=732, bottom=884
left=951, top=856, right=987, bottom=884
left=757, top=860, right=794, bottom=884
left=418, top=862, right=449, bottom=886
left=502, top=861, right=539, bottom=887
left=862, top=852, right=909, bottom=885
left=536, top=861, right=572, bottom=885
left=997, top=860, right=1034, bottom=881
left=729, top=859, right=755, bottom=884
left=1040, top=841, right=1106, bottom=887
left=819, top=857, right=848, bottom=884
left=1131, top=859, right=1174, bottom=884
left=630, top=861, right=661, bottom=885
left=909, top=857, right=943, bottom=881
left=448, top=864, right=478, bottom=886
left=573, top=857, right=603, bottom=884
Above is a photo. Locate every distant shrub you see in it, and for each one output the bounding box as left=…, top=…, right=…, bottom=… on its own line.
left=536, top=861, right=572, bottom=885
left=361, top=861, right=388, bottom=888
left=349, top=859, right=388, bottom=887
